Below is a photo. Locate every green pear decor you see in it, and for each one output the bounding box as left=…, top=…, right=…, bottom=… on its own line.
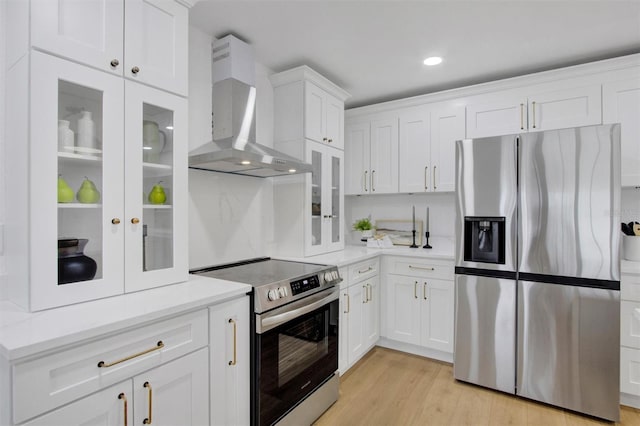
left=57, top=175, right=74, bottom=203
left=148, top=181, right=167, bottom=205
left=76, top=177, right=100, bottom=203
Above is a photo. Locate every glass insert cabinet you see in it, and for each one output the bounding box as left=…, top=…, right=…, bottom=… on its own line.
left=18, top=52, right=187, bottom=311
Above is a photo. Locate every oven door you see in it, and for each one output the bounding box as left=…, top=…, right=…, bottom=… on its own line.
left=255, top=287, right=339, bottom=426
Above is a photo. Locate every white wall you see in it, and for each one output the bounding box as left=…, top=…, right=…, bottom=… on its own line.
left=0, top=0, right=7, bottom=300
left=187, top=27, right=275, bottom=269
left=344, top=193, right=455, bottom=245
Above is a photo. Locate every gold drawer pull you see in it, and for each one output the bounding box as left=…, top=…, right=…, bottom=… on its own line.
left=409, top=265, right=435, bottom=271
left=358, top=266, right=373, bottom=274
left=143, top=382, right=153, bottom=424
left=97, top=341, right=164, bottom=368
left=344, top=293, right=350, bottom=313
left=228, top=318, right=237, bottom=366
left=118, top=393, right=128, bottom=426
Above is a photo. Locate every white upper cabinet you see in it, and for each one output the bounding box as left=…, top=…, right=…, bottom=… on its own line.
left=345, top=116, right=398, bottom=195
left=30, top=0, right=189, bottom=96
left=398, top=103, right=464, bottom=193
left=271, top=66, right=350, bottom=150
left=466, top=84, right=602, bottom=138
left=603, top=76, right=640, bottom=187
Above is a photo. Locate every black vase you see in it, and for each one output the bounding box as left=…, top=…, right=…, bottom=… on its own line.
left=58, top=238, right=97, bottom=285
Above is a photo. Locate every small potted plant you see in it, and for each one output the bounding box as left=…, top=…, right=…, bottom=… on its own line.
left=353, top=217, right=374, bottom=239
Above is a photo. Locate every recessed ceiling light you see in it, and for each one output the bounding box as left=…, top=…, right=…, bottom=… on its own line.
left=423, top=56, right=443, bottom=66
left=240, top=160, right=251, bottom=165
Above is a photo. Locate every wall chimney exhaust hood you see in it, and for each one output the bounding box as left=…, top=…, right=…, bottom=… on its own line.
left=189, top=35, right=313, bottom=177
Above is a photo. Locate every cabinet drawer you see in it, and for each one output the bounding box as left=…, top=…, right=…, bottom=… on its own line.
left=621, top=346, right=640, bottom=396
left=13, top=309, right=208, bottom=424
left=349, top=258, right=379, bottom=284
left=622, top=301, right=640, bottom=349
left=387, top=257, right=454, bottom=280
left=622, top=273, right=640, bottom=302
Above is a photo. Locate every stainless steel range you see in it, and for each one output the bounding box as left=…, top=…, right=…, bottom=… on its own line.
left=191, top=257, right=342, bottom=426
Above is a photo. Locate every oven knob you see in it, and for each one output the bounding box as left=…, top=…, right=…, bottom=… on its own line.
left=278, top=287, right=288, bottom=298
left=324, top=272, right=333, bottom=282
left=332, top=271, right=339, bottom=281
left=267, top=289, right=279, bottom=301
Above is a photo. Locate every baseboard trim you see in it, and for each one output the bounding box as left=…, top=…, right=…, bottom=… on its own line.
left=377, top=337, right=453, bottom=364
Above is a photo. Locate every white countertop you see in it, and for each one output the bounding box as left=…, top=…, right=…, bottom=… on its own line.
left=0, top=275, right=251, bottom=361
left=278, top=237, right=455, bottom=267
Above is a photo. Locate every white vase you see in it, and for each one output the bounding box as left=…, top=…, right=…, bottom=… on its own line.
left=361, top=229, right=374, bottom=239
left=77, top=111, right=95, bottom=149
left=57, top=120, right=74, bottom=150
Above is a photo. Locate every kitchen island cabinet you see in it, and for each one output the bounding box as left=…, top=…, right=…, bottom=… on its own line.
left=0, top=276, right=251, bottom=426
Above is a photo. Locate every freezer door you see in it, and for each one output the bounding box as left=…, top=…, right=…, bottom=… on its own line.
left=455, top=136, right=517, bottom=272
left=518, top=124, right=621, bottom=281
left=454, top=274, right=516, bottom=394
left=517, top=280, right=620, bottom=421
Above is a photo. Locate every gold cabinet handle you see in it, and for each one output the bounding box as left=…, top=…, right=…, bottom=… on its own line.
left=433, top=165, right=437, bottom=191
left=131, top=66, right=140, bottom=75
left=364, top=171, right=368, bottom=192
left=344, top=293, right=350, bottom=313
left=520, top=103, right=525, bottom=130
left=328, top=139, right=333, bottom=143
left=323, top=137, right=328, bottom=142
left=358, top=266, right=373, bottom=274
left=228, top=318, right=237, bottom=366
left=414, top=281, right=418, bottom=299
left=423, top=282, right=428, bottom=300
left=532, top=101, right=536, bottom=128
left=143, top=382, right=153, bottom=424
left=97, top=341, right=164, bottom=368
left=362, top=285, right=367, bottom=303
left=110, top=59, right=120, bottom=68
left=371, top=170, right=376, bottom=192
left=118, top=393, right=128, bottom=426
left=424, top=166, right=428, bottom=190
left=409, top=265, right=435, bottom=271
left=131, top=217, right=140, bottom=224
left=367, top=283, right=372, bottom=302
left=112, top=218, right=121, bottom=225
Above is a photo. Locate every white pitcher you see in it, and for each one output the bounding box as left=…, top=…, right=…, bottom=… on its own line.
left=143, top=120, right=166, bottom=162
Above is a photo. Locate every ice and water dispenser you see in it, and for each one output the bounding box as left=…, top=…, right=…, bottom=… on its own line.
left=463, top=217, right=506, bottom=264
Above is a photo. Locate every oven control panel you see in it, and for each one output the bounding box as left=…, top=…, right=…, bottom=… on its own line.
left=290, top=275, right=320, bottom=296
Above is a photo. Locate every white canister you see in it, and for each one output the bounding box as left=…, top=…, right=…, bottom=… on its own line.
left=57, top=120, right=74, bottom=150
left=623, top=235, right=640, bottom=261
left=77, top=111, right=95, bottom=149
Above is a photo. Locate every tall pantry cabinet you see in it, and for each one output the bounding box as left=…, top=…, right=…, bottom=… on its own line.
left=5, top=0, right=192, bottom=311
left=271, top=66, right=351, bottom=257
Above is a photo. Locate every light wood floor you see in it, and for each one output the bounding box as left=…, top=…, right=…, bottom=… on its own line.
left=315, top=347, right=640, bottom=426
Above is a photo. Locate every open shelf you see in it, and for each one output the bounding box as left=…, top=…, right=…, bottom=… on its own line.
left=58, top=203, right=101, bottom=208
left=143, top=204, right=172, bottom=209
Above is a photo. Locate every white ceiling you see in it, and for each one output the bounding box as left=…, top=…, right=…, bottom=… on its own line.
left=190, top=1, right=640, bottom=109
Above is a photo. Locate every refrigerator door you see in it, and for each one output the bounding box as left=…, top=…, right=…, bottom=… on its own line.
left=455, top=136, right=517, bottom=272
left=517, top=280, right=620, bottom=421
left=518, top=124, right=621, bottom=281
left=454, top=273, right=516, bottom=393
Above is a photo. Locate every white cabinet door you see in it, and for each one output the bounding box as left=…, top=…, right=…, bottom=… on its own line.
left=385, top=275, right=421, bottom=345
left=466, top=95, right=527, bottom=138
left=399, top=108, right=430, bottom=193
left=326, top=93, right=344, bottom=149
left=124, top=0, right=189, bottom=96
left=421, top=278, right=454, bottom=352
left=210, top=297, right=250, bottom=426
left=528, top=84, right=601, bottom=131
left=363, top=276, right=380, bottom=348
left=430, top=105, right=465, bottom=193
left=370, top=117, right=399, bottom=194
left=345, top=122, right=370, bottom=195
left=124, top=81, right=188, bottom=292
left=305, top=81, right=326, bottom=144
left=347, top=283, right=365, bottom=366
left=603, top=77, right=640, bottom=187
left=22, top=381, right=134, bottom=426
left=29, top=51, right=125, bottom=311
left=133, top=348, right=209, bottom=426
left=31, top=0, right=124, bottom=75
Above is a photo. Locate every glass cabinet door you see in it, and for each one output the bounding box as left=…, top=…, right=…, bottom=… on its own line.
left=30, top=52, right=124, bottom=310
left=124, top=81, right=187, bottom=291
left=309, top=147, right=323, bottom=251
left=326, top=147, right=344, bottom=252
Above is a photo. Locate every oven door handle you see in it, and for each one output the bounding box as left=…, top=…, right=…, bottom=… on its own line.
left=257, top=288, right=339, bottom=334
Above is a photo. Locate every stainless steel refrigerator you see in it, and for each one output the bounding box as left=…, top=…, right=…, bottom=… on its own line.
left=453, top=124, right=621, bottom=421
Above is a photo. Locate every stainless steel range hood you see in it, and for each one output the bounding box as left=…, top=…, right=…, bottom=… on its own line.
left=189, top=35, right=312, bottom=177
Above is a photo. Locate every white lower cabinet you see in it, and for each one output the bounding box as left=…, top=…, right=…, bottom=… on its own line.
left=23, top=349, right=209, bottom=426
left=209, top=297, right=250, bottom=426
left=621, top=272, right=640, bottom=402
left=383, top=257, right=454, bottom=356
left=339, top=258, right=380, bottom=374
